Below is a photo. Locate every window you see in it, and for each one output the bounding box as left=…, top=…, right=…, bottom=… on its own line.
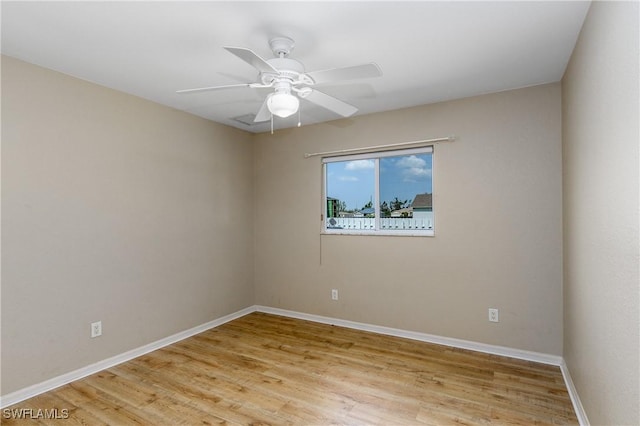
left=323, top=147, right=434, bottom=236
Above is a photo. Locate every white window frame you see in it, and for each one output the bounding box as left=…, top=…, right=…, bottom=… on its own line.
left=322, top=146, right=434, bottom=237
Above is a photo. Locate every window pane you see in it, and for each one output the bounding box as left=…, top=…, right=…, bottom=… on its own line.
left=323, top=147, right=433, bottom=234
left=379, top=153, right=433, bottom=229
left=325, top=159, right=375, bottom=229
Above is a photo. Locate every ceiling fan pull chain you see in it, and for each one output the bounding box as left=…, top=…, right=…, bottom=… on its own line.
left=298, top=105, right=302, bottom=127
left=271, top=113, right=274, bottom=135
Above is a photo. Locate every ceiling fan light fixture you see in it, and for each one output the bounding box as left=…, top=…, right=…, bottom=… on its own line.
left=267, top=92, right=299, bottom=118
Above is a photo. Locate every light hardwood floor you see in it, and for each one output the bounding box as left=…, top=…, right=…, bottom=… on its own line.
left=3, top=312, right=578, bottom=425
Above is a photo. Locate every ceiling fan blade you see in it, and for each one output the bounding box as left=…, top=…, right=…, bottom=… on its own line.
left=176, top=83, right=252, bottom=94
left=304, top=89, right=358, bottom=117
left=254, top=97, right=271, bottom=122
left=224, top=46, right=279, bottom=74
left=305, top=63, right=382, bottom=85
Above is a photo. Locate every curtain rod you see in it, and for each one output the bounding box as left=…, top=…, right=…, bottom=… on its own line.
left=303, top=135, right=456, bottom=158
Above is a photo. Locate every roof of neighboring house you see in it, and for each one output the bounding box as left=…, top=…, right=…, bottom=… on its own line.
left=360, top=207, right=375, bottom=215
left=411, top=193, right=433, bottom=209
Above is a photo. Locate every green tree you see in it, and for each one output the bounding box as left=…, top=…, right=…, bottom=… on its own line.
left=390, top=197, right=409, bottom=211
left=380, top=201, right=391, bottom=217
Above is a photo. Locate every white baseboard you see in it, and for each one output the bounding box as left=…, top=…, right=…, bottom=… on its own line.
left=560, top=359, right=590, bottom=426
left=0, top=306, right=255, bottom=409
left=255, top=305, right=563, bottom=365
left=2, top=304, right=588, bottom=426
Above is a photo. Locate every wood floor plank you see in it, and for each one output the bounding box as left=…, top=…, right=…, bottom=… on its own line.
left=4, top=312, right=578, bottom=425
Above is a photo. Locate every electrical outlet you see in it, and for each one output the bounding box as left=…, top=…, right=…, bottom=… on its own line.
left=91, top=321, right=102, bottom=338
left=331, top=289, right=338, bottom=300
left=488, top=308, right=499, bottom=323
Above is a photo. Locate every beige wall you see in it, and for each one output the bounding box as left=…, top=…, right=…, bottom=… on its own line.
left=1, top=56, right=255, bottom=394
left=10, top=13, right=636, bottom=415
left=562, top=2, right=640, bottom=424
left=254, top=83, right=563, bottom=355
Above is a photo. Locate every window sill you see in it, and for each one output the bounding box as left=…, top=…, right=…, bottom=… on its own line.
left=322, top=229, right=435, bottom=237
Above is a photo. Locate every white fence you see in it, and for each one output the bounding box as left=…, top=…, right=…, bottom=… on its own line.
left=326, top=216, right=433, bottom=231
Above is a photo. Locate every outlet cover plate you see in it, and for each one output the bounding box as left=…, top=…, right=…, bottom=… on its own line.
left=488, top=308, right=499, bottom=323
left=91, top=321, right=102, bottom=338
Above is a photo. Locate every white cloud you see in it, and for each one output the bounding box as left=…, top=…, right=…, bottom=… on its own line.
left=345, top=159, right=375, bottom=170
left=406, top=167, right=431, bottom=178
left=395, top=155, right=431, bottom=182
left=396, top=155, right=426, bottom=169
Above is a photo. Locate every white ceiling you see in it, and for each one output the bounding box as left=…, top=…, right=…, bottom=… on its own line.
left=1, top=1, right=590, bottom=133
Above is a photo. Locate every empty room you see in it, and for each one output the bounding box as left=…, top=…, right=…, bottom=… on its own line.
left=1, top=1, right=638, bottom=425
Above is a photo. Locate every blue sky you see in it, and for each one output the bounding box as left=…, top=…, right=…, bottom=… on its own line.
left=326, top=153, right=432, bottom=210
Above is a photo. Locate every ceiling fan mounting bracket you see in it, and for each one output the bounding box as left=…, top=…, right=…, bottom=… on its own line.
left=294, top=86, right=313, bottom=98
left=269, top=37, right=295, bottom=57
left=260, top=73, right=277, bottom=85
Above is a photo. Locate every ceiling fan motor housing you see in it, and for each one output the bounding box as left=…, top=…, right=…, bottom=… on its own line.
left=262, top=57, right=306, bottom=85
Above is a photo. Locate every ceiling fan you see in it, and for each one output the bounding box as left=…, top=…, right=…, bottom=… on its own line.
left=177, top=37, right=382, bottom=124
